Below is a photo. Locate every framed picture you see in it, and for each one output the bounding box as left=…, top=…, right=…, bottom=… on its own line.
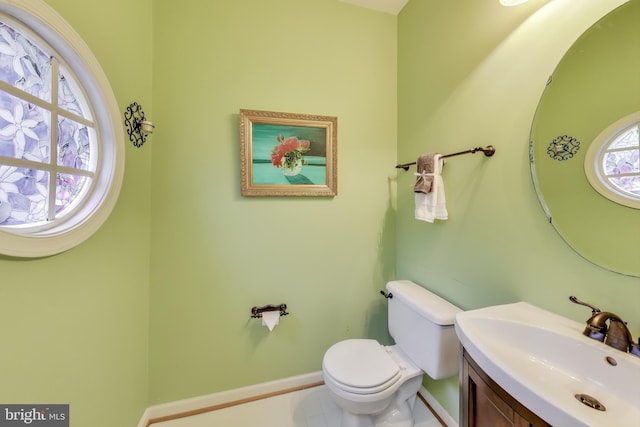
left=240, top=109, right=337, bottom=197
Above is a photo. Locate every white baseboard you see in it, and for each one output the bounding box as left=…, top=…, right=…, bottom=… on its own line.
left=139, top=371, right=324, bottom=426
left=136, top=408, right=150, bottom=427
left=136, top=372, right=459, bottom=427
left=418, top=385, right=459, bottom=427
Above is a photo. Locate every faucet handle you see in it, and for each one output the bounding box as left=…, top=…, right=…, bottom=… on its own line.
left=569, top=296, right=600, bottom=314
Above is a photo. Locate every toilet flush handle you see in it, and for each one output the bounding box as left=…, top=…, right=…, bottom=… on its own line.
left=380, top=290, right=393, bottom=299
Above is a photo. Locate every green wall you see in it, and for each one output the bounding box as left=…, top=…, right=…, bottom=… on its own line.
left=0, top=0, right=152, bottom=426
left=2, top=0, right=639, bottom=425
left=148, top=0, right=397, bottom=404
left=0, top=0, right=396, bottom=424
left=397, top=0, right=639, bottom=420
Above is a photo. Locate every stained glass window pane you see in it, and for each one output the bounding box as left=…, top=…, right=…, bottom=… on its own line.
left=609, top=176, right=640, bottom=196
left=58, top=70, right=84, bottom=116
left=0, top=18, right=96, bottom=230
left=0, top=21, right=51, bottom=102
left=610, top=125, right=639, bottom=149
left=0, top=165, right=48, bottom=225
left=55, top=172, right=88, bottom=216
left=603, top=149, right=640, bottom=175
left=0, top=91, right=50, bottom=162
left=57, top=116, right=91, bottom=170
left=599, top=121, right=640, bottom=203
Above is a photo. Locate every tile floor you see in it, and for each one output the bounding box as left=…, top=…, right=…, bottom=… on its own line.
left=154, top=385, right=444, bottom=427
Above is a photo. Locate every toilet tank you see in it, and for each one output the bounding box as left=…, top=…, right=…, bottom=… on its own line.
left=386, top=280, right=462, bottom=379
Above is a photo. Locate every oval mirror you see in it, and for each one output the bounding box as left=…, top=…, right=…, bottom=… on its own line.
left=530, top=0, right=640, bottom=277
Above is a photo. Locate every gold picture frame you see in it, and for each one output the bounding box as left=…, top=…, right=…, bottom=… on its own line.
left=240, top=109, right=337, bottom=197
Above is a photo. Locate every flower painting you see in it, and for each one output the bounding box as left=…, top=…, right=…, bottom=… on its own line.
left=270, top=135, right=311, bottom=175
left=240, top=109, right=337, bottom=197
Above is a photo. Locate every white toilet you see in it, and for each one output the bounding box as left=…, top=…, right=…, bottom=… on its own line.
left=322, top=280, right=462, bottom=427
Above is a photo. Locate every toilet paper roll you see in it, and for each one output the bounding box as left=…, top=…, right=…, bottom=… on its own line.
left=261, top=311, right=280, bottom=331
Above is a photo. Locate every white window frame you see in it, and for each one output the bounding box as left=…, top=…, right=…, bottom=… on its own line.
left=585, top=111, right=640, bottom=210
left=0, top=0, right=124, bottom=257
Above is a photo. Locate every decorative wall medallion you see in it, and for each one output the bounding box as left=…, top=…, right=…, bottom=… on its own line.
left=547, top=135, right=580, bottom=161
left=124, top=102, right=154, bottom=147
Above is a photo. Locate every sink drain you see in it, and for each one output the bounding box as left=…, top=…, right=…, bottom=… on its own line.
left=575, top=394, right=606, bottom=411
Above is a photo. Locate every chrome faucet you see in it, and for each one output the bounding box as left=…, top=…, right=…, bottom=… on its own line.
left=569, top=296, right=639, bottom=356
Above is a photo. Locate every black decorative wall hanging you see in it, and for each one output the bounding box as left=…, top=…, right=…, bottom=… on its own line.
left=547, top=135, right=580, bottom=161
left=124, top=102, right=154, bottom=148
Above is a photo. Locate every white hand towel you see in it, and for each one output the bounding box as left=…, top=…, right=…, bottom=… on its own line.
left=414, top=154, right=448, bottom=222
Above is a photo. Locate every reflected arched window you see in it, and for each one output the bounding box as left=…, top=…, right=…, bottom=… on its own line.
left=586, top=113, right=640, bottom=209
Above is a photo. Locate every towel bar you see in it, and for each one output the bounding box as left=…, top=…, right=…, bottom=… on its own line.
left=395, top=145, right=495, bottom=171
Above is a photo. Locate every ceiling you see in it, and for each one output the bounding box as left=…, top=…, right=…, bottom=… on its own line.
left=338, top=0, right=409, bottom=15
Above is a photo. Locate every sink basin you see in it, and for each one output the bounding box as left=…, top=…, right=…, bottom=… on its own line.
left=455, top=302, right=640, bottom=427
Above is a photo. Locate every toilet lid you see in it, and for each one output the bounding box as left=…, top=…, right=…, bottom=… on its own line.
left=323, top=339, right=400, bottom=391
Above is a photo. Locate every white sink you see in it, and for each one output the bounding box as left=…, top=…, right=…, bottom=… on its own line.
left=455, top=302, right=640, bottom=427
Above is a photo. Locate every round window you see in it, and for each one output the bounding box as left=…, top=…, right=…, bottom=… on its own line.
left=585, top=112, right=640, bottom=210
left=0, top=0, right=124, bottom=257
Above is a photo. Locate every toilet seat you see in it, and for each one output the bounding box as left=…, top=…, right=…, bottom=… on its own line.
left=322, top=339, right=402, bottom=395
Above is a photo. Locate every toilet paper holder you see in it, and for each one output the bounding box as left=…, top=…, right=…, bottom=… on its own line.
left=251, top=303, right=288, bottom=319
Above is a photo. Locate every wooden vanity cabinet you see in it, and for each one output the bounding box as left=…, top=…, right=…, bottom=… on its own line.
left=460, top=348, right=551, bottom=427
